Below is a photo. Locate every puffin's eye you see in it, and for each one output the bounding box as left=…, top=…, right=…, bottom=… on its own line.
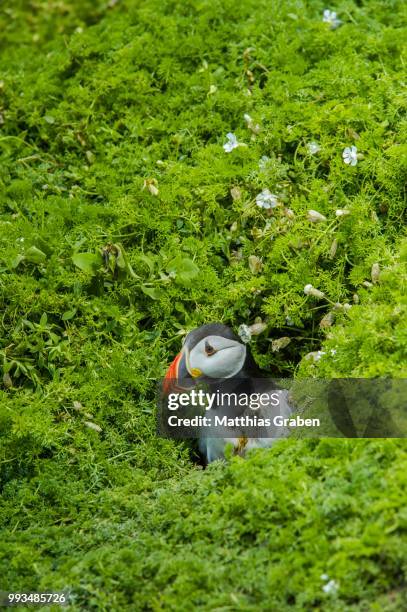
left=205, top=341, right=216, bottom=356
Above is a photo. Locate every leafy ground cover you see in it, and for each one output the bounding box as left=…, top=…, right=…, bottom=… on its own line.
left=0, top=0, right=406, bottom=609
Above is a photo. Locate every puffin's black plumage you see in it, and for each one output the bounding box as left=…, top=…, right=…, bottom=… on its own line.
left=183, top=323, right=239, bottom=350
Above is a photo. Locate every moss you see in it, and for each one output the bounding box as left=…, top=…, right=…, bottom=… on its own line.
left=2, top=441, right=407, bottom=610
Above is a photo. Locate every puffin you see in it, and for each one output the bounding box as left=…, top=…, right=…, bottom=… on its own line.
left=163, top=323, right=293, bottom=463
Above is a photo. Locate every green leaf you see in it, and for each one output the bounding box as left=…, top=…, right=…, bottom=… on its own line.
left=167, top=257, right=199, bottom=285
left=11, top=254, right=26, bottom=268
left=138, top=254, right=155, bottom=274
left=115, top=248, right=127, bottom=270
left=108, top=253, right=116, bottom=274
left=114, top=243, right=138, bottom=277
left=33, top=234, right=53, bottom=256
left=141, top=285, right=163, bottom=300
left=25, top=246, right=47, bottom=264
left=124, top=260, right=137, bottom=278
left=72, top=252, right=103, bottom=273
left=62, top=310, right=76, bottom=321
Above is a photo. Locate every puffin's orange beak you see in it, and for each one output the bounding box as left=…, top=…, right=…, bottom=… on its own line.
left=163, top=348, right=201, bottom=395
left=163, top=351, right=183, bottom=395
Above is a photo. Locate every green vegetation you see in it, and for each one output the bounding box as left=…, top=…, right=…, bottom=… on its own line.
left=2, top=440, right=407, bottom=610
left=0, top=0, right=406, bottom=609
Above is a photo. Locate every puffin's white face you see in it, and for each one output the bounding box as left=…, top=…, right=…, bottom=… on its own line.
left=187, top=335, right=246, bottom=379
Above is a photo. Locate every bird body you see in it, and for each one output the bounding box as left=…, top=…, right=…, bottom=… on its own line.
left=163, top=323, right=293, bottom=463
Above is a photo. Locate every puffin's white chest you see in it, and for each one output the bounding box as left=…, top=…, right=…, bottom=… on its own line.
left=198, top=388, right=293, bottom=463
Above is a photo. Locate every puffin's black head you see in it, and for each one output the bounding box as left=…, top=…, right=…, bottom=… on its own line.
left=163, top=323, right=256, bottom=393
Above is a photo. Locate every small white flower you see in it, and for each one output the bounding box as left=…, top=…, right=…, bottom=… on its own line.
left=285, top=316, right=295, bottom=326
left=244, top=113, right=260, bottom=134
left=238, top=324, right=252, bottom=343
left=230, top=186, right=242, bottom=201
left=248, top=322, right=267, bottom=336
left=330, top=349, right=337, bottom=355
left=307, top=210, right=327, bottom=223
left=256, top=189, right=279, bottom=209
left=320, top=574, right=329, bottom=581
left=304, top=284, right=325, bottom=298
left=320, top=312, right=334, bottom=328
left=148, top=183, right=159, bottom=196
left=322, top=579, right=339, bottom=594
left=371, top=263, right=380, bottom=283
left=223, top=132, right=239, bottom=153
left=329, top=238, right=338, bottom=259
left=143, top=178, right=159, bottom=196
left=322, top=9, right=342, bottom=29
left=259, top=155, right=270, bottom=171
left=335, top=209, right=350, bottom=217
left=248, top=255, right=263, bottom=274
left=84, top=421, right=102, bottom=433
left=307, top=141, right=321, bottom=155
left=342, top=145, right=358, bottom=166
left=283, top=207, right=295, bottom=219
left=271, top=337, right=291, bottom=352
left=305, top=350, right=326, bottom=362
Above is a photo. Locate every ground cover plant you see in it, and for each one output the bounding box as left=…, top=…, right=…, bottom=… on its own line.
left=0, top=0, right=406, bottom=609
